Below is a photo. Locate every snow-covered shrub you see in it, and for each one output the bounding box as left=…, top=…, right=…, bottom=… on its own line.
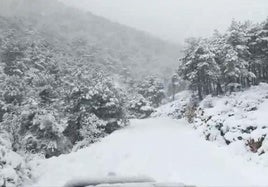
left=136, top=76, right=165, bottom=107
left=79, top=114, right=106, bottom=141
left=72, top=114, right=107, bottom=151
left=86, top=80, right=127, bottom=123
left=64, top=113, right=106, bottom=146
left=184, top=105, right=197, bottom=123
left=63, top=74, right=128, bottom=149
left=0, top=145, right=31, bottom=187
left=17, top=109, right=71, bottom=158
left=182, top=94, right=200, bottom=123
left=152, top=90, right=192, bottom=119
left=127, top=94, right=154, bottom=119
left=1, top=76, right=25, bottom=105
left=1, top=112, right=21, bottom=152
left=191, top=83, right=268, bottom=165
left=246, top=138, right=264, bottom=153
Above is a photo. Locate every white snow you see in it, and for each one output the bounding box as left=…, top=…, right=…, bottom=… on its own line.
left=191, top=83, right=268, bottom=165
left=152, top=90, right=191, bottom=118
left=153, top=83, right=268, bottom=167
left=0, top=145, right=30, bottom=186
left=30, top=118, right=268, bottom=187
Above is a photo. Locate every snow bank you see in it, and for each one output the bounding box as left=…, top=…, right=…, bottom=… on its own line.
left=192, top=83, right=268, bottom=166
left=153, top=83, right=268, bottom=166
left=0, top=145, right=31, bottom=187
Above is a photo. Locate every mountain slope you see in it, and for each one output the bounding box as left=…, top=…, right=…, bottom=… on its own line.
left=0, top=0, right=180, bottom=79
left=0, top=1, right=181, bottom=186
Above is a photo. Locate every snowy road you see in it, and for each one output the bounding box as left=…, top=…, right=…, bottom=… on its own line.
left=31, top=118, right=268, bottom=186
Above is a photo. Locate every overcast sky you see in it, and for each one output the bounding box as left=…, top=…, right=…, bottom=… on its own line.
left=60, top=0, right=268, bottom=44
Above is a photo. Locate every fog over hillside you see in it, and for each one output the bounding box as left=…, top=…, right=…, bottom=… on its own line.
left=0, top=0, right=180, bottom=78
left=61, top=0, right=268, bottom=43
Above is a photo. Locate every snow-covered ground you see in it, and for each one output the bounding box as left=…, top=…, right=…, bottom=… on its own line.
left=152, top=83, right=268, bottom=166
left=152, top=90, right=191, bottom=118
left=30, top=118, right=268, bottom=187
left=192, top=83, right=268, bottom=166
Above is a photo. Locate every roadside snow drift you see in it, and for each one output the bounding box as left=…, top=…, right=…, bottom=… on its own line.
left=30, top=118, right=268, bottom=187
left=153, top=83, right=268, bottom=166
left=192, top=83, right=268, bottom=165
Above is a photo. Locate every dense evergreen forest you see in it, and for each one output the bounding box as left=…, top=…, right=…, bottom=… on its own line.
left=0, top=0, right=178, bottom=160
left=0, top=1, right=180, bottom=185
left=179, top=19, right=268, bottom=100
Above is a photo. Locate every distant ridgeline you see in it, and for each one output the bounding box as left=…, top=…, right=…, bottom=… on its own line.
left=0, top=0, right=179, bottom=79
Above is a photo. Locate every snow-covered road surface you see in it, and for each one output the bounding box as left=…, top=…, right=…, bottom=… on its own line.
left=31, top=118, right=268, bottom=186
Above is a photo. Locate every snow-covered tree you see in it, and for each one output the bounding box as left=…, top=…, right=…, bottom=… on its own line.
left=179, top=19, right=268, bottom=99
left=127, top=94, right=154, bottom=119
left=179, top=38, right=220, bottom=100
left=63, top=70, right=128, bottom=146
left=248, top=19, right=268, bottom=82
left=136, top=76, right=165, bottom=107
left=225, top=20, right=255, bottom=87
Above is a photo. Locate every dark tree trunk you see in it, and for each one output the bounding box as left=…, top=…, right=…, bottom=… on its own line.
left=216, top=82, right=223, bottom=95
left=198, top=85, right=203, bottom=100
left=172, top=84, right=175, bottom=101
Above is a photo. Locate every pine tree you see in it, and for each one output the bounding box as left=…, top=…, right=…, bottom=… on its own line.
left=179, top=38, right=220, bottom=100
left=248, top=19, right=268, bottom=82
left=136, top=76, right=165, bottom=107
left=225, top=20, right=255, bottom=88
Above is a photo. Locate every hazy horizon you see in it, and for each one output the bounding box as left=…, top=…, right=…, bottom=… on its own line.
left=59, top=0, right=268, bottom=44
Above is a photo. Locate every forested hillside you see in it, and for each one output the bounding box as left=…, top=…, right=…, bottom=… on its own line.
left=179, top=19, right=268, bottom=100
left=0, top=0, right=180, bottom=186
left=0, top=0, right=179, bottom=78
left=162, top=18, right=268, bottom=169
left=153, top=17, right=268, bottom=171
